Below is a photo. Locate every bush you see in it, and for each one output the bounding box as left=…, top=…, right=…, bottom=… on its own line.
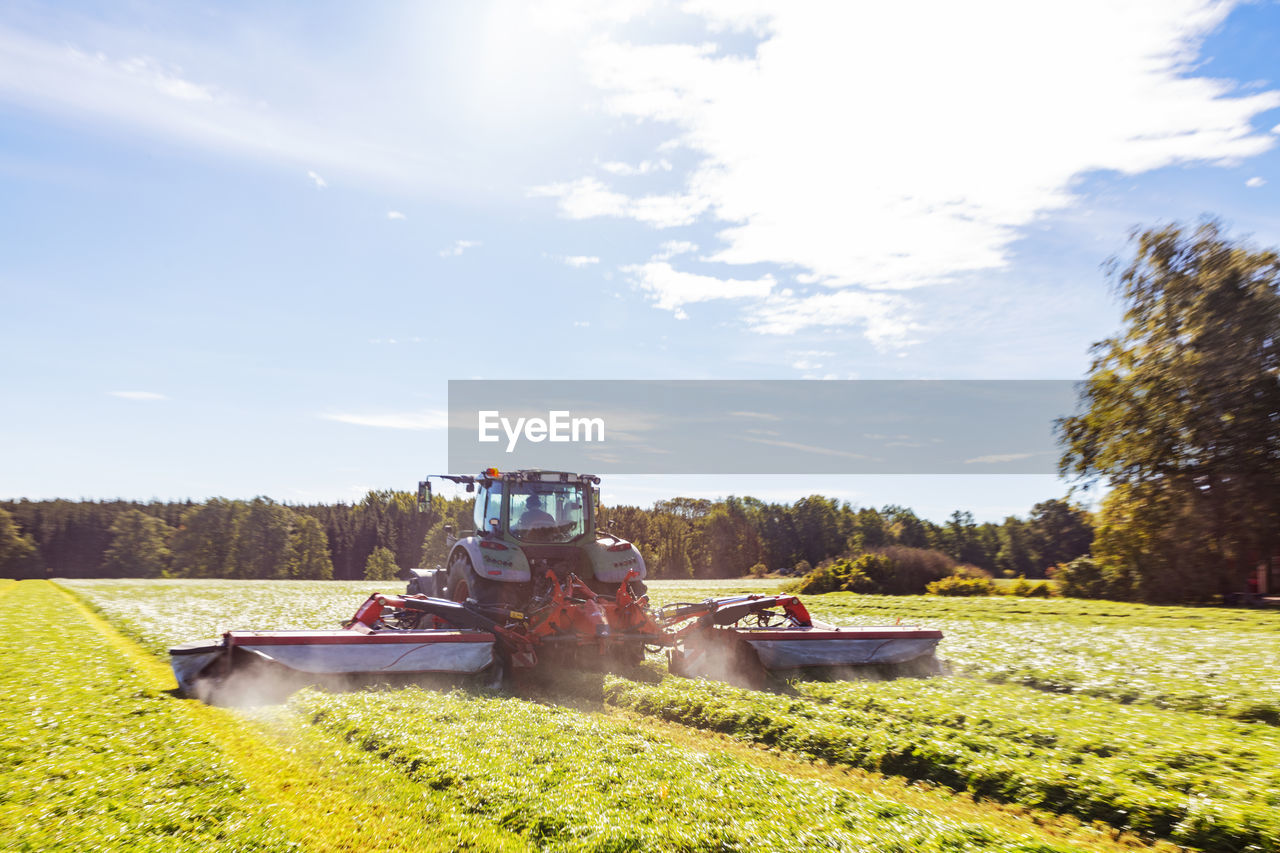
left=748, top=562, right=768, bottom=578
left=1026, top=581, right=1052, bottom=597
left=789, top=548, right=953, bottom=596
left=1008, top=576, right=1053, bottom=597
left=870, top=547, right=955, bottom=595
left=1052, top=556, right=1133, bottom=600
left=364, top=546, right=401, bottom=581
left=791, top=555, right=886, bottom=595
left=927, top=574, right=997, bottom=596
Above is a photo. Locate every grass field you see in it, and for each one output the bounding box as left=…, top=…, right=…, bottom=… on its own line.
left=6, top=576, right=1276, bottom=851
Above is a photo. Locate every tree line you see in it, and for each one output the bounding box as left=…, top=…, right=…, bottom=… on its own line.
left=0, top=490, right=1092, bottom=582
left=0, top=493, right=429, bottom=581
left=600, top=497, right=1091, bottom=579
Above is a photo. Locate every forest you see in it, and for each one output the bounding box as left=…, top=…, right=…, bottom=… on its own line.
left=0, top=490, right=1091, bottom=583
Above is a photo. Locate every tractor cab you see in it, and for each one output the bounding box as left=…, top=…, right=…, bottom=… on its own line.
left=472, top=474, right=589, bottom=544
left=414, top=470, right=633, bottom=603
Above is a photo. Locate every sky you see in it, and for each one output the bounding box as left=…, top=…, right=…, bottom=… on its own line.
left=2, top=0, right=1280, bottom=521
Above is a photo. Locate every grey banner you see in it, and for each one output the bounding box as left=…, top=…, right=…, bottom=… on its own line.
left=447, top=380, right=1079, bottom=475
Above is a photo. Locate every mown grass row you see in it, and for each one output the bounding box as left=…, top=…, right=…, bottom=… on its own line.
left=59, top=577, right=1280, bottom=850
left=6, top=581, right=546, bottom=852
left=70, top=578, right=1280, bottom=725
left=599, top=673, right=1280, bottom=853
left=65, top=578, right=1280, bottom=725
left=59, top=578, right=374, bottom=656
left=0, top=582, right=296, bottom=852
left=60, top=579, right=1171, bottom=853
left=766, top=591, right=1280, bottom=724
left=294, top=687, right=1101, bottom=853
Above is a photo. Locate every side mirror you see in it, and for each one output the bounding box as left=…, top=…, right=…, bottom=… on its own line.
left=489, top=518, right=500, bottom=533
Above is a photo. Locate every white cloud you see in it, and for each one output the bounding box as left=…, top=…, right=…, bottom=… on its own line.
left=560, top=254, right=600, bottom=267
left=387, top=210, right=406, bottom=220
left=322, top=411, right=449, bottom=430
left=573, top=320, right=591, bottom=327
left=1246, top=176, right=1266, bottom=187
left=789, top=349, right=835, bottom=371
left=307, top=169, right=327, bottom=189
left=741, top=436, right=869, bottom=460
left=599, top=158, right=673, bottom=175
left=0, top=25, right=465, bottom=188
left=749, top=289, right=920, bottom=350
left=439, top=239, right=481, bottom=257
left=529, top=177, right=708, bottom=227
left=535, top=0, right=1280, bottom=336
left=622, top=260, right=773, bottom=318
left=108, top=390, right=167, bottom=401
left=529, top=177, right=629, bottom=218
left=655, top=240, right=698, bottom=260
left=964, top=452, right=1037, bottom=465
left=629, top=191, right=709, bottom=227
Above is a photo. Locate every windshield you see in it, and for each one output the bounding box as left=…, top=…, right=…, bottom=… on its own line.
left=508, top=482, right=586, bottom=543
left=475, top=481, right=503, bottom=533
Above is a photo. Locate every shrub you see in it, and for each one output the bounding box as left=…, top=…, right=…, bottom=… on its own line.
left=792, top=558, right=862, bottom=594
left=841, top=554, right=889, bottom=593
left=1053, top=556, right=1133, bottom=600
left=364, top=546, right=401, bottom=581
left=748, top=562, right=768, bottom=578
left=870, top=546, right=955, bottom=595
left=1008, top=576, right=1054, bottom=597
left=790, top=548, right=952, bottom=596
left=927, top=574, right=997, bottom=596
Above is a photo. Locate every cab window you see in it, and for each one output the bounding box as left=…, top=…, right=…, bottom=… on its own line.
left=474, top=482, right=503, bottom=533
left=509, top=483, right=585, bottom=543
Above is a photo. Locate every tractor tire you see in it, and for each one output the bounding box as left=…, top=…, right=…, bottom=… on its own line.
left=447, top=552, right=478, bottom=603
left=446, top=551, right=530, bottom=607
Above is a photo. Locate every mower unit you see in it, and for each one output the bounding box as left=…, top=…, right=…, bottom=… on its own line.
left=170, top=470, right=944, bottom=701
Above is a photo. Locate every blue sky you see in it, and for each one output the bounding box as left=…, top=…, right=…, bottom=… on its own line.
left=3, top=0, right=1280, bottom=520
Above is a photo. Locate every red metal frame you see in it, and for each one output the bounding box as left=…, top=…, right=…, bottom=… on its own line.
left=327, top=574, right=940, bottom=671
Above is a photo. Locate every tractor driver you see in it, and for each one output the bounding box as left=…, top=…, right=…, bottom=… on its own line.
left=517, top=494, right=556, bottom=530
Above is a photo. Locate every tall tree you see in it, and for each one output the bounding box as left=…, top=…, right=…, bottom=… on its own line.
left=291, top=515, right=334, bottom=579
left=1060, top=220, right=1280, bottom=601
left=230, top=498, right=298, bottom=579
left=1025, top=499, right=1093, bottom=572
left=101, top=509, right=172, bottom=577
left=171, top=499, right=244, bottom=577
left=995, top=517, right=1035, bottom=577
left=0, top=508, right=38, bottom=578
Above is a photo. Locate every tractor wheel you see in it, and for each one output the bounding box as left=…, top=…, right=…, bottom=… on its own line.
left=447, top=553, right=477, bottom=603
left=448, top=552, right=528, bottom=607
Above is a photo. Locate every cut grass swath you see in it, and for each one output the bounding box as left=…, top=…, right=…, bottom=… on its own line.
left=1, top=581, right=529, bottom=853
left=294, top=687, right=1097, bottom=853
left=601, top=673, right=1280, bottom=852
left=65, top=577, right=1280, bottom=725
left=0, top=581, right=294, bottom=853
